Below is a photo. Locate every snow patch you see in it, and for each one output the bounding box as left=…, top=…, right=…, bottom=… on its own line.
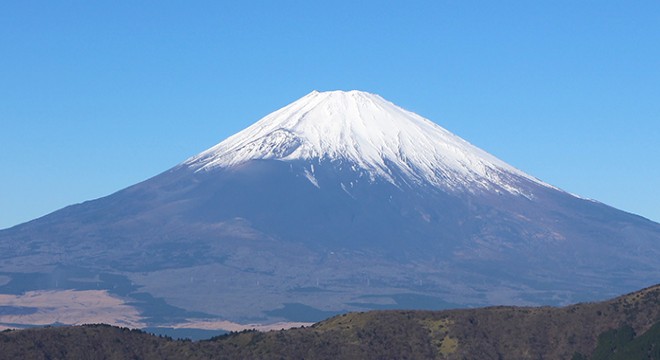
left=304, top=168, right=319, bottom=188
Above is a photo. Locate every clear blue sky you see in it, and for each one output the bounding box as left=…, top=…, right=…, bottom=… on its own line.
left=1, top=1, right=659, bottom=229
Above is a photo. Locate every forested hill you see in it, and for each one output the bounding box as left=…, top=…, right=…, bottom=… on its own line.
left=2, top=284, right=660, bottom=359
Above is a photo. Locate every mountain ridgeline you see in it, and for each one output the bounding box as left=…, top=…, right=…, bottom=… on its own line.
left=3, top=284, right=660, bottom=359
left=1, top=90, right=659, bottom=327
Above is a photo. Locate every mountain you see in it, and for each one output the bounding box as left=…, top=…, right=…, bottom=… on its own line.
left=1, top=90, right=659, bottom=329
left=3, top=284, right=660, bottom=359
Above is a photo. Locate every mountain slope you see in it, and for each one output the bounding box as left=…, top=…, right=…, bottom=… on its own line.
left=0, top=90, right=659, bottom=327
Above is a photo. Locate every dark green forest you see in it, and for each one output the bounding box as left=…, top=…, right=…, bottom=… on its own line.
left=2, top=284, right=660, bottom=359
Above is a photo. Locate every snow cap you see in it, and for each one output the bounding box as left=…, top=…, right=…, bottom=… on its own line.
left=184, top=90, right=548, bottom=193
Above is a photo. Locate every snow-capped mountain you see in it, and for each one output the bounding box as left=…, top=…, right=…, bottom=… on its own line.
left=186, top=90, right=549, bottom=194
left=1, top=90, right=659, bottom=328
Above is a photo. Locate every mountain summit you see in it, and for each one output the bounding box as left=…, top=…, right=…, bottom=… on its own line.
left=1, top=90, right=659, bottom=328
left=186, top=90, right=546, bottom=193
